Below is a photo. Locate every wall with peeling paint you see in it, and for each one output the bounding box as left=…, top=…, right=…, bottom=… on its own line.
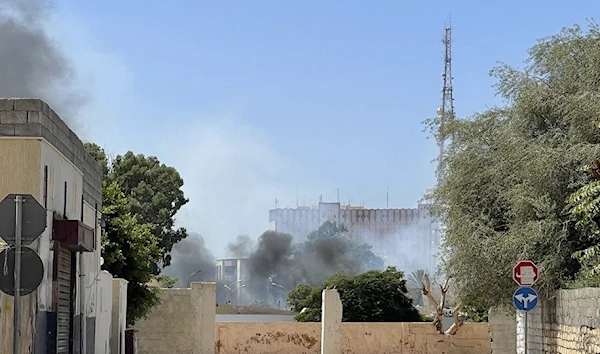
left=214, top=322, right=491, bottom=354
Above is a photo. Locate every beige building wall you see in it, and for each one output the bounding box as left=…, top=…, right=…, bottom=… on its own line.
left=134, top=282, right=216, bottom=354
left=0, top=139, right=42, bottom=199
left=0, top=139, right=42, bottom=353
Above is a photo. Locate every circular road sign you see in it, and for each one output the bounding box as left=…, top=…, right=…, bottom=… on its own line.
left=0, top=246, right=44, bottom=296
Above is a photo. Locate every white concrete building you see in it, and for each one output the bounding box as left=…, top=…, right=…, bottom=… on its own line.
left=216, top=258, right=250, bottom=305
left=269, top=202, right=441, bottom=274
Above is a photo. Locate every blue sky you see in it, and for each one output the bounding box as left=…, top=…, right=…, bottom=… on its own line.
left=49, top=0, right=599, bottom=256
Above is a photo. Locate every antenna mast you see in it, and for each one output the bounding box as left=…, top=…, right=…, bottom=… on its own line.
left=436, top=20, right=455, bottom=181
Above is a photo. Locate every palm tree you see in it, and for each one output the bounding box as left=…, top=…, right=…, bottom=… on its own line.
left=405, top=269, right=426, bottom=306
left=406, top=269, right=426, bottom=289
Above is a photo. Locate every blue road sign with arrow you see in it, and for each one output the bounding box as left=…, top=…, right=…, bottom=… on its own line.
left=513, top=286, right=538, bottom=312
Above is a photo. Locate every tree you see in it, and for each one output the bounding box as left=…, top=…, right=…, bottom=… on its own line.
left=287, top=284, right=312, bottom=313
left=84, top=143, right=110, bottom=179
left=425, top=22, right=600, bottom=311
left=406, top=269, right=426, bottom=289
left=307, top=220, right=349, bottom=241
left=109, top=152, right=189, bottom=269
left=290, top=267, right=422, bottom=322
left=569, top=160, right=600, bottom=285
left=302, top=221, right=384, bottom=274
left=406, top=269, right=426, bottom=305
left=85, top=143, right=177, bottom=325
left=420, top=274, right=463, bottom=335
left=101, top=179, right=162, bottom=326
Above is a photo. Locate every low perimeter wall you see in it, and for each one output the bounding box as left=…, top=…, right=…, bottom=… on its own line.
left=135, top=284, right=490, bottom=354
left=489, top=287, right=600, bottom=354
left=520, top=287, right=600, bottom=353
left=214, top=322, right=491, bottom=354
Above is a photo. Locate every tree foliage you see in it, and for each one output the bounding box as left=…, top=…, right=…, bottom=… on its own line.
left=289, top=267, right=422, bottom=322
left=85, top=143, right=187, bottom=325
left=299, top=221, right=384, bottom=274
left=110, top=152, right=189, bottom=268
left=569, top=161, right=600, bottom=285
left=425, top=22, right=600, bottom=310
left=100, top=179, right=162, bottom=326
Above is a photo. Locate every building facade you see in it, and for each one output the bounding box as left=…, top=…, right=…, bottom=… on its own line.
left=269, top=202, right=441, bottom=274
left=215, top=258, right=250, bottom=305
left=0, top=98, right=127, bottom=354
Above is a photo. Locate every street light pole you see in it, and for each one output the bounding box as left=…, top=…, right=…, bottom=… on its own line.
left=187, top=270, right=202, bottom=287
left=271, top=282, right=286, bottom=310
left=224, top=280, right=243, bottom=304
left=224, top=285, right=233, bottom=304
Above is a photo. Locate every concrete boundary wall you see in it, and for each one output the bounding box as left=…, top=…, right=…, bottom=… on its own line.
left=488, top=308, right=516, bottom=354
left=135, top=284, right=491, bottom=354
left=134, top=282, right=217, bottom=354
left=517, top=288, right=600, bottom=353
left=214, top=322, right=491, bottom=354
left=490, top=288, right=600, bottom=353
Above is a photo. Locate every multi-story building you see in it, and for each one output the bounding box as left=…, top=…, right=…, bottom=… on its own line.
left=269, top=202, right=441, bottom=274
left=0, top=98, right=127, bottom=354
left=215, top=258, right=251, bottom=305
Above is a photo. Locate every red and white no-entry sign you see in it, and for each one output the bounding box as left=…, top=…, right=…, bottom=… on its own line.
left=513, top=260, right=539, bottom=286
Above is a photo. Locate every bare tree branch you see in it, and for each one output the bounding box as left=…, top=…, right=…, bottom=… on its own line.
left=444, top=302, right=464, bottom=335
left=422, top=273, right=461, bottom=335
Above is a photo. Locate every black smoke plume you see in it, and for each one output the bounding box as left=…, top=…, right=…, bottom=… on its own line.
left=162, top=232, right=216, bottom=287
left=0, top=0, right=87, bottom=125
left=241, top=229, right=369, bottom=305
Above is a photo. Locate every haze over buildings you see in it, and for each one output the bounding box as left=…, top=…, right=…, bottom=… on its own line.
left=269, top=201, right=441, bottom=275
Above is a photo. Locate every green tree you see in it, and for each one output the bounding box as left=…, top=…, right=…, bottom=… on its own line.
left=84, top=143, right=110, bottom=179
left=109, top=152, right=189, bottom=268
left=101, top=180, right=162, bottom=326
left=302, top=221, right=384, bottom=273
left=287, top=284, right=312, bottom=312
left=291, top=267, right=422, bottom=322
left=307, top=220, right=349, bottom=241
left=569, top=160, right=600, bottom=286
left=425, top=22, right=600, bottom=310
left=85, top=143, right=178, bottom=325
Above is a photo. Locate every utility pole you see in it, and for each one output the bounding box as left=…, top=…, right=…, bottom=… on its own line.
left=436, top=20, right=455, bottom=183
left=386, top=187, right=389, bottom=208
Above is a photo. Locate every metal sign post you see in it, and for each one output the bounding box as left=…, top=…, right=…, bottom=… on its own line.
left=512, top=260, right=540, bottom=354
left=524, top=312, right=528, bottom=353
left=13, top=195, right=23, bottom=354
left=0, top=193, right=46, bottom=354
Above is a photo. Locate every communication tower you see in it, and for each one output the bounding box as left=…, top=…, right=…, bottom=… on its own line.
left=436, top=22, right=455, bottom=181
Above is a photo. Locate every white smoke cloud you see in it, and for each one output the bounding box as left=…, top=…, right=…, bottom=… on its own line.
left=163, top=116, right=318, bottom=257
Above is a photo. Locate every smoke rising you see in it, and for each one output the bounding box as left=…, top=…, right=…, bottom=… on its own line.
left=0, top=0, right=87, bottom=125
left=249, top=231, right=294, bottom=280
left=236, top=228, right=376, bottom=305
left=162, top=232, right=216, bottom=288
left=226, top=234, right=255, bottom=258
